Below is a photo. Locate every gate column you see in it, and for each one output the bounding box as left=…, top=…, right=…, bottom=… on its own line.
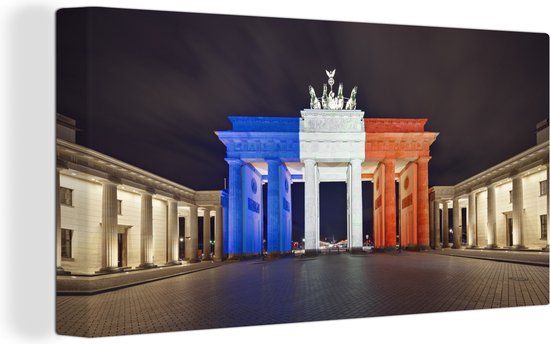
left=350, top=159, right=363, bottom=252
left=267, top=159, right=282, bottom=254
left=417, top=157, right=430, bottom=249
left=304, top=159, right=318, bottom=255
left=226, top=158, right=244, bottom=258
left=384, top=159, right=396, bottom=250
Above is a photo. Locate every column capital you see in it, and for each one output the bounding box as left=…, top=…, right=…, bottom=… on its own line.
left=225, top=158, right=244, bottom=166
left=102, top=179, right=119, bottom=187
left=56, top=159, right=69, bottom=170
left=303, top=158, right=316, bottom=165
left=265, top=157, right=282, bottom=164
left=416, top=156, right=431, bottom=164
left=510, top=172, right=523, bottom=180
left=484, top=180, right=497, bottom=189
left=383, top=158, right=395, bottom=164
left=140, top=187, right=156, bottom=196
left=350, top=158, right=362, bottom=166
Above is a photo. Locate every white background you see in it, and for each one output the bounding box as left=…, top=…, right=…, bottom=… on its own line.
left=0, top=0, right=548, bottom=343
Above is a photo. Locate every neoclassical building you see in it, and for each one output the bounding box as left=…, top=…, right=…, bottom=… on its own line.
left=56, top=115, right=227, bottom=274
left=429, top=119, right=549, bottom=250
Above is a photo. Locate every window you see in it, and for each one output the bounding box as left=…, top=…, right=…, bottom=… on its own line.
left=541, top=215, right=547, bottom=240
left=61, top=229, right=73, bottom=259
left=509, top=190, right=512, bottom=203
left=117, top=200, right=122, bottom=215
left=59, top=187, right=73, bottom=206
left=540, top=180, right=548, bottom=196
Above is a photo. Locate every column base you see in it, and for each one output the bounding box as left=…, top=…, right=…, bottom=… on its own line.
left=349, top=247, right=365, bottom=254
left=451, top=244, right=462, bottom=249
left=542, top=245, right=549, bottom=252
left=467, top=245, right=478, bottom=249
left=304, top=249, right=319, bottom=257
left=165, top=260, right=182, bottom=266
left=213, top=257, right=223, bottom=262
left=202, top=256, right=213, bottom=261
left=187, top=258, right=200, bottom=263
left=442, top=243, right=451, bottom=248
left=227, top=254, right=242, bottom=261
left=56, top=266, right=71, bottom=275
left=138, top=263, right=157, bottom=269
left=266, top=252, right=282, bottom=259
left=485, top=244, right=498, bottom=249
left=511, top=244, right=527, bottom=250
left=416, top=245, right=431, bottom=251
left=99, top=266, right=123, bottom=273
left=433, top=244, right=441, bottom=249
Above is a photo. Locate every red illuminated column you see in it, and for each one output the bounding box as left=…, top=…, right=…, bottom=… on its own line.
left=384, top=159, right=396, bottom=249
left=417, top=157, right=430, bottom=249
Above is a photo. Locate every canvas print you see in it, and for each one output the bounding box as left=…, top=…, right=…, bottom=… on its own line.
left=55, top=7, right=549, bottom=337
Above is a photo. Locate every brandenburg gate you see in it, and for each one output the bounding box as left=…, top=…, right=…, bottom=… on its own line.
left=216, top=71, right=438, bottom=257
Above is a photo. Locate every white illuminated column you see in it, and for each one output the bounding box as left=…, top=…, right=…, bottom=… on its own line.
left=468, top=191, right=477, bottom=248
left=547, top=165, right=550, bottom=249
left=429, top=200, right=434, bottom=248
left=55, top=168, right=64, bottom=273
left=139, top=192, right=155, bottom=268
left=304, top=159, right=318, bottom=253
left=203, top=208, right=212, bottom=260
left=350, top=159, right=363, bottom=251
left=434, top=201, right=441, bottom=248
left=486, top=184, right=497, bottom=248
left=512, top=175, right=525, bottom=248
left=442, top=201, right=449, bottom=248
left=452, top=198, right=461, bottom=249
left=214, top=206, right=223, bottom=261
left=189, top=205, right=199, bottom=262
left=101, top=181, right=119, bottom=271
left=166, top=200, right=180, bottom=264
left=184, top=212, right=191, bottom=260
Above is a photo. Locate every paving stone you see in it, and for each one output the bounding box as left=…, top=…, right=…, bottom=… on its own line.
left=56, top=252, right=549, bottom=337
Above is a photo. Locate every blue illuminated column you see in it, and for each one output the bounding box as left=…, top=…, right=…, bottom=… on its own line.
left=226, top=158, right=244, bottom=258
left=267, top=158, right=282, bottom=253
left=279, top=165, right=292, bottom=253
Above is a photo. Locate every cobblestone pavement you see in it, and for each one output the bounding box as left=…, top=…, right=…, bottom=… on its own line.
left=432, top=248, right=549, bottom=266
left=56, top=252, right=549, bottom=337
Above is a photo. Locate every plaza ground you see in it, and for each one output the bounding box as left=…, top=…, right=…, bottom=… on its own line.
left=56, top=251, right=549, bottom=337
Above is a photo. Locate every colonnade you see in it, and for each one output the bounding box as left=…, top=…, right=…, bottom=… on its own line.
left=56, top=169, right=224, bottom=273
left=432, top=173, right=533, bottom=249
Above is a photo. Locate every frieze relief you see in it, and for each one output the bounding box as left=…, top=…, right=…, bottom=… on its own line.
left=302, top=117, right=363, bottom=133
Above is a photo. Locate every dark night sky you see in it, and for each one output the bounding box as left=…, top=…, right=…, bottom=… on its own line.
left=56, top=7, right=548, bottom=241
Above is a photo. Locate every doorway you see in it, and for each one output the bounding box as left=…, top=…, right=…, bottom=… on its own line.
left=507, top=217, right=513, bottom=247
left=117, top=231, right=128, bottom=268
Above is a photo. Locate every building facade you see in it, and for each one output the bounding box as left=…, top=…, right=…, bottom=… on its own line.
left=56, top=115, right=227, bottom=274
left=429, top=120, right=550, bottom=251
